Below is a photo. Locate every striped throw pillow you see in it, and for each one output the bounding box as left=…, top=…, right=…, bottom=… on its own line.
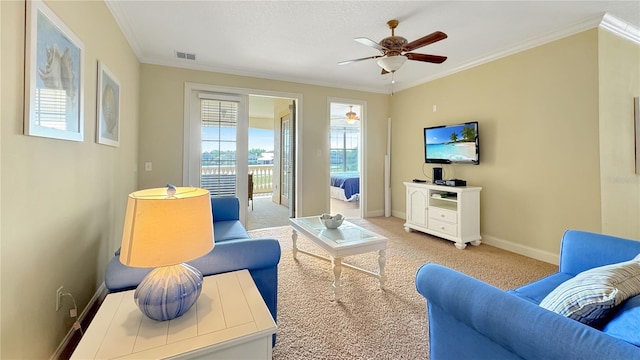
left=539, top=254, right=640, bottom=325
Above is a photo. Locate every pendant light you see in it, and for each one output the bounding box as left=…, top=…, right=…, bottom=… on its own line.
left=345, top=105, right=359, bottom=124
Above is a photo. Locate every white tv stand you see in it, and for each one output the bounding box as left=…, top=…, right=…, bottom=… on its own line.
left=404, top=182, right=481, bottom=249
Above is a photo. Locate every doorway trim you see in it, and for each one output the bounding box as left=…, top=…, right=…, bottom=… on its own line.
left=327, top=97, right=367, bottom=218
left=183, top=82, right=303, bottom=221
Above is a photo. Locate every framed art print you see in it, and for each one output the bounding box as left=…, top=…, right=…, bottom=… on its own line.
left=96, top=62, right=120, bottom=147
left=24, top=0, right=84, bottom=141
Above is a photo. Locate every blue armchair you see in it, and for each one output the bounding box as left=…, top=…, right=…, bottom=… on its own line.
left=416, top=230, right=640, bottom=359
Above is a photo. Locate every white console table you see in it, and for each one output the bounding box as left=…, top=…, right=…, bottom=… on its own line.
left=71, top=270, right=276, bottom=359
left=404, top=182, right=481, bottom=249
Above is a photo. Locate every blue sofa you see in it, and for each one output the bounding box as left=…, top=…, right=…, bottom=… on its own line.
left=416, top=230, right=640, bottom=359
left=105, top=196, right=281, bottom=326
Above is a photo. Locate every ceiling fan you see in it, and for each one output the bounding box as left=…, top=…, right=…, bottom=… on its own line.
left=338, top=19, right=447, bottom=74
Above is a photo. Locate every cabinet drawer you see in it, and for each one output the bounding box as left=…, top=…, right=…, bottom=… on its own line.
left=428, top=207, right=457, bottom=223
left=428, top=218, right=458, bottom=237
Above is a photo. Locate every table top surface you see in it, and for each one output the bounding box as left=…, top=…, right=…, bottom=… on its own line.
left=71, top=270, right=276, bottom=360
left=290, top=216, right=387, bottom=253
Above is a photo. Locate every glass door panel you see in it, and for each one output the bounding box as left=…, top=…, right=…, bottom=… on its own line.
left=281, top=115, right=290, bottom=208
left=200, top=99, right=239, bottom=196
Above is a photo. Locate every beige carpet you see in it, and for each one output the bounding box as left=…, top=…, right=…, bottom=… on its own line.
left=247, top=195, right=290, bottom=231
left=249, top=216, right=557, bottom=359
left=246, top=195, right=362, bottom=231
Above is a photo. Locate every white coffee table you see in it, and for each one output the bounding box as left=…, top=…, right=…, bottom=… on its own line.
left=289, top=216, right=388, bottom=301
left=71, top=270, right=276, bottom=359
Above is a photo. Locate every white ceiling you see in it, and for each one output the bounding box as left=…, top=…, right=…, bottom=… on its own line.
left=106, top=1, right=640, bottom=94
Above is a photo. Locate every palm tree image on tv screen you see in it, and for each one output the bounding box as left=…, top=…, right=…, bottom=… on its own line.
left=424, top=123, right=479, bottom=164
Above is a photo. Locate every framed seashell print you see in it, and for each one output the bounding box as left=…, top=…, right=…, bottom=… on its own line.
left=24, top=0, right=84, bottom=142
left=96, top=62, right=120, bottom=147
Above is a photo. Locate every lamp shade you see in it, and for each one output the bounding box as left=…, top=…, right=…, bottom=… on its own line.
left=120, top=187, right=214, bottom=268
left=377, top=55, right=407, bottom=72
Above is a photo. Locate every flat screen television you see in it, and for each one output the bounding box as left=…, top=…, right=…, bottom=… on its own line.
left=424, top=121, right=479, bottom=165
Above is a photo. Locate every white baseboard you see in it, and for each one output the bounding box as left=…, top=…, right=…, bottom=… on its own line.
left=481, top=234, right=559, bottom=265
left=50, top=282, right=108, bottom=360
left=366, top=209, right=385, bottom=217
left=390, top=212, right=559, bottom=265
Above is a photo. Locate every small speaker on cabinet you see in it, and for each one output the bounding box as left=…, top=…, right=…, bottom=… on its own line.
left=433, top=167, right=443, bottom=181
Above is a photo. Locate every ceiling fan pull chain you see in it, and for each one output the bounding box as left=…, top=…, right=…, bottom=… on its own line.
left=391, top=72, right=395, bottom=95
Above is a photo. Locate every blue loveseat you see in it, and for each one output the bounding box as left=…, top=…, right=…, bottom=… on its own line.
left=105, top=196, right=281, bottom=325
left=416, top=230, right=640, bottom=359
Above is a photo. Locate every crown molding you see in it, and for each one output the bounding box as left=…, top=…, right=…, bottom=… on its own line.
left=105, top=1, right=144, bottom=58
left=395, top=13, right=640, bottom=93
left=140, top=57, right=389, bottom=94
left=107, top=4, right=638, bottom=96
left=600, top=13, right=640, bottom=45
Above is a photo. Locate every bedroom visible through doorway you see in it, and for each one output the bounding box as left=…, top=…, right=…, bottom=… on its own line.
left=329, top=101, right=362, bottom=219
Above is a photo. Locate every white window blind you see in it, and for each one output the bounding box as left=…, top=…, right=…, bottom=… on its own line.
left=34, top=88, right=68, bottom=130
left=200, top=99, right=239, bottom=196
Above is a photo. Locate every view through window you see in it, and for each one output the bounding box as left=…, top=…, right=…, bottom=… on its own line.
left=330, top=126, right=359, bottom=172
left=200, top=98, right=276, bottom=197
left=200, top=99, right=238, bottom=196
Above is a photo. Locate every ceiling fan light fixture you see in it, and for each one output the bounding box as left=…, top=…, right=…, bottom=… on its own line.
left=345, top=105, right=359, bottom=124
left=377, top=55, right=407, bottom=72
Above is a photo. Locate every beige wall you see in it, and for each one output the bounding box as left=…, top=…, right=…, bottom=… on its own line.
left=598, top=29, right=640, bottom=238
left=0, top=1, right=139, bottom=358
left=138, top=64, right=389, bottom=217
left=249, top=116, right=273, bottom=130
left=390, top=30, right=604, bottom=261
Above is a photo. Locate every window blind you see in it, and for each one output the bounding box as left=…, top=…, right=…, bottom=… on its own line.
left=34, top=88, right=68, bottom=130
left=200, top=99, right=239, bottom=196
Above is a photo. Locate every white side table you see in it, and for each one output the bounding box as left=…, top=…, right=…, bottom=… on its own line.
left=72, top=270, right=276, bottom=359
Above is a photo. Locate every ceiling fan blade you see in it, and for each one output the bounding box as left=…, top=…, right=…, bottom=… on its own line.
left=337, top=55, right=382, bottom=65
left=404, top=31, right=447, bottom=52
left=405, top=53, right=447, bottom=64
left=354, top=37, right=386, bottom=51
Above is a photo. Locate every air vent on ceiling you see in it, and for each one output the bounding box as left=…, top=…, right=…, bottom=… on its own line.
left=175, top=51, right=196, bottom=61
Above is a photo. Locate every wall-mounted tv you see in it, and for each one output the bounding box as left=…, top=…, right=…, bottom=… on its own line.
left=424, top=121, right=479, bottom=165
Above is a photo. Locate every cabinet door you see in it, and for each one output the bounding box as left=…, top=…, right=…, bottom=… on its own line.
left=407, top=187, right=428, bottom=227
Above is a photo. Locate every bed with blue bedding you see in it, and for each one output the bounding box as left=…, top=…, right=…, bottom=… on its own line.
left=330, top=172, right=360, bottom=202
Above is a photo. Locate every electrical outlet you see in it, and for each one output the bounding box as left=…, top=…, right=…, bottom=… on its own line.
left=56, top=286, right=64, bottom=311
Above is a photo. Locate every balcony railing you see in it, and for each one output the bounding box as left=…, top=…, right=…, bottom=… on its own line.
left=201, top=164, right=274, bottom=195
